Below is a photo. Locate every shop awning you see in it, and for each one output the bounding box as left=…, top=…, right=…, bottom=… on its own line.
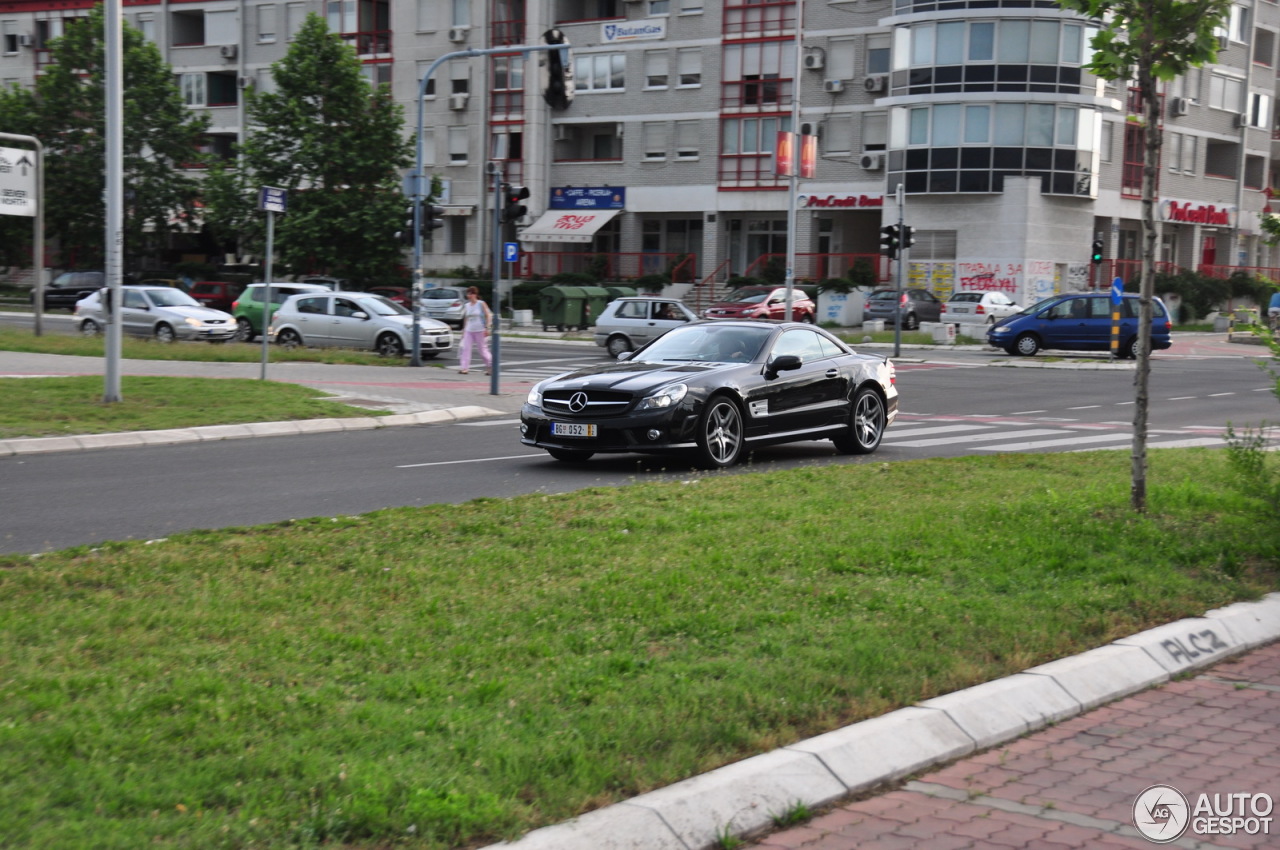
left=518, top=209, right=620, bottom=244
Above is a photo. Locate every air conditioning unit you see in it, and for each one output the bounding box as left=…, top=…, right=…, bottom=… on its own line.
left=238, top=75, right=251, bottom=89
left=449, top=92, right=469, bottom=111
left=863, top=74, right=887, bottom=93
left=803, top=52, right=825, bottom=71
left=1234, top=111, right=1249, bottom=128
left=799, top=121, right=821, bottom=138
left=822, top=79, right=844, bottom=94
left=553, top=125, right=572, bottom=141
left=859, top=151, right=883, bottom=171
left=17, top=33, right=33, bottom=48
left=1217, top=34, right=1230, bottom=50
left=1170, top=97, right=1189, bottom=116
left=219, top=44, right=238, bottom=59
left=448, top=26, right=469, bottom=43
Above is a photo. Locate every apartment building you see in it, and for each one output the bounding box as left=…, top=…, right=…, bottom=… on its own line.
left=2, top=0, right=1278, bottom=305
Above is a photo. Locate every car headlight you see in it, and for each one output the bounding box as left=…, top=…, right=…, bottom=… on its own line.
left=527, top=385, right=543, bottom=406
left=990, top=326, right=1010, bottom=334
left=637, top=383, right=688, bottom=411
left=184, top=317, right=203, bottom=328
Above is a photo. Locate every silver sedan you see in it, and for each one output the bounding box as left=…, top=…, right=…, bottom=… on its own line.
left=75, top=286, right=237, bottom=342
left=268, top=291, right=453, bottom=358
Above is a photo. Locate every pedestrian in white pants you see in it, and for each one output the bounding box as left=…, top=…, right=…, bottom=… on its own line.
left=458, top=286, right=493, bottom=374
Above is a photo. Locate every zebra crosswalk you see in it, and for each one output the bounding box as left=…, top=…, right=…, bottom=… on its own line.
left=881, top=418, right=1259, bottom=454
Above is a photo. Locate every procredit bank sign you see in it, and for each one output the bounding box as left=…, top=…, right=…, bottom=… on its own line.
left=1160, top=199, right=1236, bottom=227
left=797, top=193, right=884, bottom=209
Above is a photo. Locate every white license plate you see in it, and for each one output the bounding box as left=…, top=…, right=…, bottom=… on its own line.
left=551, top=422, right=596, bottom=438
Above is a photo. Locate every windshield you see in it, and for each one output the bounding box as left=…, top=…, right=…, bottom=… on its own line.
left=359, top=296, right=409, bottom=316
left=1015, top=295, right=1068, bottom=316
left=723, top=288, right=771, bottom=304
left=634, top=324, right=772, bottom=364
left=145, top=288, right=201, bottom=308
left=868, top=289, right=899, bottom=300
left=423, top=288, right=462, bottom=300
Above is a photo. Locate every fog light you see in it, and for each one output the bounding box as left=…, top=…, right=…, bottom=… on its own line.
left=520, top=422, right=528, bottom=435
left=647, top=429, right=661, bottom=441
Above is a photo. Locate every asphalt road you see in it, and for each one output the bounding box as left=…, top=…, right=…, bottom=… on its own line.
left=2, top=346, right=1275, bottom=556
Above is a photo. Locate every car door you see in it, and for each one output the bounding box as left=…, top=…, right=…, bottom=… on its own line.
left=913, top=289, right=943, bottom=322
left=120, top=289, right=152, bottom=337
left=644, top=301, right=691, bottom=343
left=330, top=296, right=378, bottom=349
left=1039, top=297, right=1089, bottom=348
left=289, top=295, right=332, bottom=346
left=745, top=328, right=849, bottom=435
left=608, top=299, right=649, bottom=343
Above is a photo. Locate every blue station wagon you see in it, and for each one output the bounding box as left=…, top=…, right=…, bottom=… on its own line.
left=987, top=293, right=1172, bottom=358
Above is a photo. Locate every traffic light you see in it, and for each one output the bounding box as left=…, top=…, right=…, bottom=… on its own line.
left=542, top=28, right=574, bottom=110
left=1091, top=239, right=1104, bottom=264
left=879, top=224, right=900, bottom=259
left=900, top=225, right=915, bottom=251
left=422, top=204, right=445, bottom=238
left=396, top=203, right=415, bottom=246
left=502, top=185, right=530, bottom=224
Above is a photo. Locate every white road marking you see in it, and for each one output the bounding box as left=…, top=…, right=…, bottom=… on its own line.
left=398, top=453, right=545, bottom=468
left=882, top=424, right=996, bottom=439
left=888, top=428, right=1072, bottom=448
left=979, top=433, right=1133, bottom=452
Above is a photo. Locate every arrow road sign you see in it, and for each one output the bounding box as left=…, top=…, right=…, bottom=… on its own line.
left=0, top=145, right=37, bottom=217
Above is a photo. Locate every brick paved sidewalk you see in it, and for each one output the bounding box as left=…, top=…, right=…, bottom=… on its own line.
left=749, top=642, right=1280, bottom=850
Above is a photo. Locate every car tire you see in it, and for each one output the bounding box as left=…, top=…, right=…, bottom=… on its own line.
left=80, top=319, right=102, bottom=337
left=606, top=335, right=632, bottom=359
left=235, top=318, right=255, bottom=342
left=277, top=329, right=303, bottom=349
left=833, top=386, right=887, bottom=454
left=422, top=351, right=439, bottom=360
left=903, top=312, right=919, bottom=330
left=154, top=323, right=176, bottom=343
left=1014, top=333, right=1040, bottom=356
left=1126, top=336, right=1142, bottom=359
left=694, top=395, right=744, bottom=469
left=375, top=333, right=405, bottom=358
left=798, top=311, right=815, bottom=324
left=547, top=448, right=594, bottom=462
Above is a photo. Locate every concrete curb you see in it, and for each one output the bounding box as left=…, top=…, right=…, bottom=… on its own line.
left=0, top=405, right=507, bottom=457
left=482, top=593, right=1280, bottom=850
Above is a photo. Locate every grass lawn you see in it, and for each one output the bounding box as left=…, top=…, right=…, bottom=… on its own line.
left=1, top=450, right=1276, bottom=849
left=0, top=327, right=437, bottom=367
left=0, top=376, right=385, bottom=439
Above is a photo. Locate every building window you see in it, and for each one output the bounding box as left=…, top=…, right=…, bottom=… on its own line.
left=447, top=216, right=466, bottom=253
left=286, top=3, right=306, bottom=39
left=645, top=50, right=668, bottom=88
left=575, top=53, right=625, bottom=92
left=556, top=0, right=623, bottom=23
left=680, top=0, right=703, bottom=13
left=491, top=54, right=524, bottom=114
left=722, top=40, right=795, bottom=109
left=862, top=111, right=887, bottom=151
left=326, top=0, right=356, bottom=33
left=827, top=38, right=856, bottom=81
left=643, top=122, right=667, bottom=159
left=417, top=62, right=437, bottom=96
left=724, top=0, right=796, bottom=37
left=675, top=120, right=699, bottom=158
left=422, top=129, right=436, bottom=165
left=866, top=34, right=891, bottom=75
left=179, top=72, right=207, bottom=106
left=1249, top=91, right=1270, bottom=127
left=256, top=67, right=277, bottom=95
left=257, top=5, right=277, bottom=43
left=1181, top=133, right=1197, bottom=173
left=719, top=115, right=791, bottom=186
left=1252, top=27, right=1274, bottom=67
left=452, top=0, right=471, bottom=27
left=2, top=21, right=19, bottom=54
left=1208, top=73, right=1244, bottom=111
left=450, top=59, right=470, bottom=94
left=677, top=48, right=702, bottom=86
left=361, top=62, right=391, bottom=87
left=448, top=126, right=469, bottom=164
left=1121, top=121, right=1143, bottom=197
left=650, top=0, right=670, bottom=14
left=135, top=15, right=156, bottom=44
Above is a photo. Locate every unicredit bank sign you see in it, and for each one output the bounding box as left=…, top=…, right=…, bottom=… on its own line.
left=797, top=193, right=884, bottom=209
left=1161, top=199, right=1236, bottom=227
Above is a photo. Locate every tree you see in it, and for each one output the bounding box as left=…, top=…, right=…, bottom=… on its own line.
left=31, top=6, right=209, bottom=268
left=1057, top=0, right=1230, bottom=511
left=203, top=14, right=413, bottom=286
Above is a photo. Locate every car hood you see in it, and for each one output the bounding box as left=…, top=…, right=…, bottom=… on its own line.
left=384, top=314, right=451, bottom=331
left=540, top=360, right=729, bottom=392
left=157, top=305, right=234, bottom=321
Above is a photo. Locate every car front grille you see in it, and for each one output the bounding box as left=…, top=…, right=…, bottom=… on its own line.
left=542, top=389, right=633, bottom=416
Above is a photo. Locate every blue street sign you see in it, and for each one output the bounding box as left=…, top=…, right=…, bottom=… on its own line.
left=1110, top=277, right=1123, bottom=306
left=504, top=242, right=519, bottom=263
left=259, top=186, right=287, bottom=213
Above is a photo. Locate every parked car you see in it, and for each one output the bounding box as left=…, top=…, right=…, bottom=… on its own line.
left=366, top=286, right=411, bottom=307
left=420, top=286, right=466, bottom=327
left=75, top=285, right=237, bottom=343
left=521, top=320, right=897, bottom=468
left=188, top=280, right=246, bottom=312
left=268, top=291, right=453, bottom=358
left=987, top=292, right=1173, bottom=358
left=594, top=296, right=699, bottom=358
left=702, top=286, right=816, bottom=323
left=941, top=291, right=1021, bottom=328
left=862, top=288, right=943, bottom=329
left=231, top=282, right=331, bottom=342
left=33, top=271, right=134, bottom=311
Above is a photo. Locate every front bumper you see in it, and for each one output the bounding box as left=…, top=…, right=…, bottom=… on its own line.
left=418, top=332, right=453, bottom=352
left=178, top=325, right=238, bottom=342
left=520, top=403, right=700, bottom=455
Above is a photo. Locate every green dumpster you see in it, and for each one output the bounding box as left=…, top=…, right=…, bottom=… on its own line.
left=580, top=286, right=612, bottom=328
left=604, top=286, right=637, bottom=301
left=538, top=285, right=587, bottom=331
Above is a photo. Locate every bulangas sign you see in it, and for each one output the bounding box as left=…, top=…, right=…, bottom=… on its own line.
left=0, top=145, right=37, bottom=217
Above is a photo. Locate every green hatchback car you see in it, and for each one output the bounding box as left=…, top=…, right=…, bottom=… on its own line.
left=232, top=283, right=330, bottom=342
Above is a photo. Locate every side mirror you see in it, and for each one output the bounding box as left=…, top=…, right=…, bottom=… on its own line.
left=764, top=354, right=802, bottom=379
left=352, top=311, right=369, bottom=320
left=617, top=351, right=633, bottom=362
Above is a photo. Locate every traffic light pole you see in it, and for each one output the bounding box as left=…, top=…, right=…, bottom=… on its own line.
left=893, top=183, right=905, bottom=358
left=412, top=42, right=570, bottom=370
left=490, top=163, right=504, bottom=396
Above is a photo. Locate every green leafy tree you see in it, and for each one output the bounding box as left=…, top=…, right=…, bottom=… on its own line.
left=203, top=14, right=412, bottom=285
left=32, top=5, right=209, bottom=268
left=0, top=83, right=38, bottom=268
left=1058, top=0, right=1230, bottom=511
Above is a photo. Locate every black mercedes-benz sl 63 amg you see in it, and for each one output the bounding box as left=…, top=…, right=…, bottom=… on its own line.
left=520, top=320, right=898, bottom=468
